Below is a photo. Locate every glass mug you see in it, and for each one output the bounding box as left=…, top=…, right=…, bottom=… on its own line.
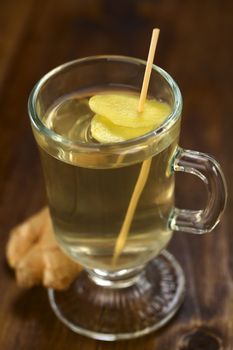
left=28, top=56, right=227, bottom=341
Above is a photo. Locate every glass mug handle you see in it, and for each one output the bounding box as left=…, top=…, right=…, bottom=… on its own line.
left=170, top=147, right=227, bottom=234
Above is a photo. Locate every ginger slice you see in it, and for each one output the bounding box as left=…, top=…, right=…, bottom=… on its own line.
left=91, top=114, right=152, bottom=143
left=6, top=207, right=82, bottom=290
left=89, top=93, right=170, bottom=128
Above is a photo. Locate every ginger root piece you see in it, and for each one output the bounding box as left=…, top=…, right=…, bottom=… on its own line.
left=6, top=207, right=82, bottom=290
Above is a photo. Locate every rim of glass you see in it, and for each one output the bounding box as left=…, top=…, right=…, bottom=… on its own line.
left=28, top=55, right=182, bottom=150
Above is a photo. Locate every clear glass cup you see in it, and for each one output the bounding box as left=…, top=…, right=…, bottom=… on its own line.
left=28, top=56, right=227, bottom=341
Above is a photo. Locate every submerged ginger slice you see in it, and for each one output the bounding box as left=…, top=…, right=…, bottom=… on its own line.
left=91, top=114, right=152, bottom=143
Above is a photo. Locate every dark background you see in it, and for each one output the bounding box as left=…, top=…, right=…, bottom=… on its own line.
left=0, top=0, right=232, bottom=349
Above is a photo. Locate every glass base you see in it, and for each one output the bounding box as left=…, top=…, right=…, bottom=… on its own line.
left=48, top=250, right=185, bottom=341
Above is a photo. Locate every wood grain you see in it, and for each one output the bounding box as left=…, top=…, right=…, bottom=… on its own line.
left=0, top=0, right=232, bottom=349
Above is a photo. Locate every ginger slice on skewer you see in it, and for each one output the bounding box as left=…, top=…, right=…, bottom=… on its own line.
left=113, top=29, right=160, bottom=263
left=89, top=29, right=162, bottom=263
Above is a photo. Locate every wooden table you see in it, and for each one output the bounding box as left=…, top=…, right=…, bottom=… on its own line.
left=0, top=0, right=232, bottom=348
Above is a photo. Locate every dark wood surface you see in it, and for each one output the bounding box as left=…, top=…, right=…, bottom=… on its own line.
left=0, top=0, right=232, bottom=348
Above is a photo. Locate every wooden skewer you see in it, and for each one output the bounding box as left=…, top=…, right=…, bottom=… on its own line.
left=112, top=28, right=160, bottom=264
left=138, top=28, right=160, bottom=113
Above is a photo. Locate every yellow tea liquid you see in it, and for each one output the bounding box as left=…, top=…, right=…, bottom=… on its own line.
left=36, top=90, right=179, bottom=271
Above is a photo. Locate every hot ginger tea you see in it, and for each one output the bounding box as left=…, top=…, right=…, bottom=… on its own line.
left=28, top=53, right=227, bottom=340
left=36, top=90, right=179, bottom=271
